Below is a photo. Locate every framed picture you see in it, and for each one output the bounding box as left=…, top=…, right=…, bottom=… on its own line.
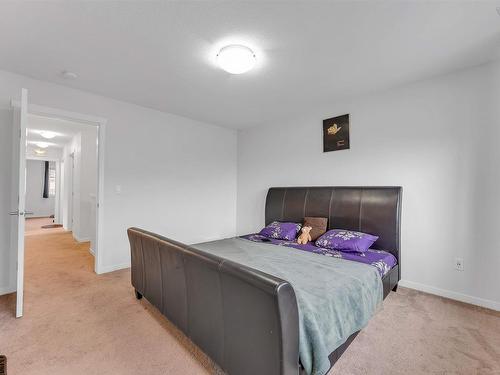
left=323, top=114, right=350, bottom=152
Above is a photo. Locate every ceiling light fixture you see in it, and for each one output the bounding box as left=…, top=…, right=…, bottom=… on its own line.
left=34, top=142, right=50, bottom=148
left=38, top=130, right=58, bottom=139
left=34, top=149, right=46, bottom=155
left=216, top=44, right=256, bottom=74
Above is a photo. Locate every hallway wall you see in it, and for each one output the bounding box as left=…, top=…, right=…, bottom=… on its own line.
left=61, top=127, right=98, bottom=244
left=25, top=160, right=55, bottom=218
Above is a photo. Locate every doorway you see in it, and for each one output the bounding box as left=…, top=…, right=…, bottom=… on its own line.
left=10, top=91, right=106, bottom=317
left=24, top=158, right=62, bottom=235
left=25, top=114, right=100, bottom=249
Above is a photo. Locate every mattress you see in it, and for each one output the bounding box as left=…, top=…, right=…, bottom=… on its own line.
left=241, top=233, right=397, bottom=277
left=193, top=237, right=383, bottom=375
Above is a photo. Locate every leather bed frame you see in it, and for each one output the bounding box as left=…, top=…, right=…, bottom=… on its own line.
left=128, top=186, right=401, bottom=375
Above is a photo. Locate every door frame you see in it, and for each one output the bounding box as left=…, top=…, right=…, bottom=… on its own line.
left=12, top=100, right=107, bottom=274
left=12, top=89, right=28, bottom=318
left=68, top=152, right=75, bottom=232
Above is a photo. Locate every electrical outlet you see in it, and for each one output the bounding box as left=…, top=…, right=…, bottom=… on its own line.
left=455, top=257, right=464, bottom=271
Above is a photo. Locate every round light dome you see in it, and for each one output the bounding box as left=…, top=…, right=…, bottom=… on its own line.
left=34, top=142, right=50, bottom=149
left=39, top=130, right=58, bottom=139
left=216, top=45, right=256, bottom=74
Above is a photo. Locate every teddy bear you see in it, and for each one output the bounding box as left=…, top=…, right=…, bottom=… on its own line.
left=297, top=226, right=312, bottom=244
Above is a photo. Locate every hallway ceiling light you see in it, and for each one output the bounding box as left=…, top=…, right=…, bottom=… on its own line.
left=216, top=44, right=256, bottom=74
left=38, top=130, right=58, bottom=139
left=34, top=141, right=50, bottom=148
left=34, top=149, right=46, bottom=155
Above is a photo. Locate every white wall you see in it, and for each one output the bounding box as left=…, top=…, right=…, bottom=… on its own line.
left=61, top=126, right=98, bottom=245
left=25, top=160, right=55, bottom=218
left=78, top=127, right=98, bottom=244
left=2, top=62, right=498, bottom=311
left=0, top=69, right=237, bottom=293
left=62, top=133, right=80, bottom=235
left=237, top=61, right=500, bottom=310
left=61, top=142, right=72, bottom=230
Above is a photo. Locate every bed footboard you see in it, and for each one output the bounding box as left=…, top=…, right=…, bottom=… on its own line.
left=127, top=227, right=300, bottom=375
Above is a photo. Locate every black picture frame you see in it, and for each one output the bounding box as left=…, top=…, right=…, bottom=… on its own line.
left=323, top=114, right=350, bottom=152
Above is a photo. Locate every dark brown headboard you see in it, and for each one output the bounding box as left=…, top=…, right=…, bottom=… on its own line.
left=265, top=186, right=402, bottom=267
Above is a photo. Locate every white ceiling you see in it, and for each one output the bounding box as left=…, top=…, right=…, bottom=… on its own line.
left=27, top=114, right=84, bottom=146
left=26, top=114, right=94, bottom=161
left=1, top=1, right=499, bottom=129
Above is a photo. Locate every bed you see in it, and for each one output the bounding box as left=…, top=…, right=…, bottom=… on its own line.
left=128, top=186, right=401, bottom=375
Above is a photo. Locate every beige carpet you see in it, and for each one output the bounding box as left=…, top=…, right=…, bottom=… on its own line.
left=0, top=231, right=499, bottom=375
left=25, top=217, right=65, bottom=236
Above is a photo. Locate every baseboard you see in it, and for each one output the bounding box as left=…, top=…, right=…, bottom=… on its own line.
left=399, top=279, right=500, bottom=312
left=96, top=262, right=130, bottom=274
left=73, top=234, right=90, bottom=243
left=0, top=284, right=16, bottom=296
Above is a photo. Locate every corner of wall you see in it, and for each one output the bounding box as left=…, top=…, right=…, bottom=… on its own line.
left=399, top=280, right=500, bottom=312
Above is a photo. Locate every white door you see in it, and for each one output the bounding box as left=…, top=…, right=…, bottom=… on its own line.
left=10, top=88, right=28, bottom=318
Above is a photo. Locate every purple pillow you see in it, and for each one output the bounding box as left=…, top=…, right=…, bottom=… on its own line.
left=315, top=229, right=378, bottom=253
left=259, top=221, right=301, bottom=241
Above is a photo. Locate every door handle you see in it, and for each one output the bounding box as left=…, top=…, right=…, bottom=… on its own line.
left=9, top=211, right=25, bottom=216
left=25, top=211, right=34, bottom=215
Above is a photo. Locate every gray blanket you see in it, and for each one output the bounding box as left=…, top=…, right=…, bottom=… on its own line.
left=192, top=237, right=383, bottom=375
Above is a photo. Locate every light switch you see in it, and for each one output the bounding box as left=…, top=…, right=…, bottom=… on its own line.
left=115, top=185, right=122, bottom=194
